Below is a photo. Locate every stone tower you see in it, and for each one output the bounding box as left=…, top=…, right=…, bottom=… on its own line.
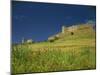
left=62, top=26, right=65, bottom=33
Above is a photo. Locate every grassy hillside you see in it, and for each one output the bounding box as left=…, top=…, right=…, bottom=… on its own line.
left=12, top=24, right=96, bottom=74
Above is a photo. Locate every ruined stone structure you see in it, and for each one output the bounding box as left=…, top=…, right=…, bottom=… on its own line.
left=21, top=38, right=33, bottom=44
left=62, top=25, right=78, bottom=33
left=48, top=24, right=94, bottom=42
left=67, top=25, right=78, bottom=32
left=26, top=39, right=33, bottom=43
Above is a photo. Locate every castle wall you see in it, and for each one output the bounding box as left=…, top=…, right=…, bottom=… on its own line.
left=62, top=25, right=78, bottom=33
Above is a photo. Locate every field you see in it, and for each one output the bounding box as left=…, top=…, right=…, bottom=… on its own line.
left=12, top=39, right=96, bottom=74
left=11, top=25, right=96, bottom=74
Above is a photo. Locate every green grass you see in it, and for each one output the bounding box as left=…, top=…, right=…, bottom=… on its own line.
left=12, top=40, right=96, bottom=74
left=11, top=25, right=96, bottom=74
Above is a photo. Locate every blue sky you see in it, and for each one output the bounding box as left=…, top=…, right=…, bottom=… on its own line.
left=12, top=1, right=96, bottom=43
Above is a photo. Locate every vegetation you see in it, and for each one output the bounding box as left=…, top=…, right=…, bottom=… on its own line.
left=11, top=24, right=96, bottom=74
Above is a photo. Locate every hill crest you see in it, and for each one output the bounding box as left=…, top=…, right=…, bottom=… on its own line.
left=48, top=23, right=95, bottom=42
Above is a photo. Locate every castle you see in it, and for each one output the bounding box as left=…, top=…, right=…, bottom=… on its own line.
left=48, top=23, right=94, bottom=42
left=21, top=23, right=94, bottom=43
left=61, top=25, right=78, bottom=33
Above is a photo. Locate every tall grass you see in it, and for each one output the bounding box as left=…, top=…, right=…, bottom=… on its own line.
left=12, top=44, right=96, bottom=74
left=12, top=24, right=96, bottom=74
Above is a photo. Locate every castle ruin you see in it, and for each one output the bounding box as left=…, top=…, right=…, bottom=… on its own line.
left=62, top=25, right=78, bottom=33
left=48, top=24, right=93, bottom=42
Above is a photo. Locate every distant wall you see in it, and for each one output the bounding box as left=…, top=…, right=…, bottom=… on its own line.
left=48, top=24, right=94, bottom=41
left=62, top=25, right=78, bottom=33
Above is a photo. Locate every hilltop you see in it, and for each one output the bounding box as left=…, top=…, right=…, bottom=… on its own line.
left=21, top=23, right=95, bottom=44
left=12, top=23, right=96, bottom=74
left=48, top=23, right=95, bottom=42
